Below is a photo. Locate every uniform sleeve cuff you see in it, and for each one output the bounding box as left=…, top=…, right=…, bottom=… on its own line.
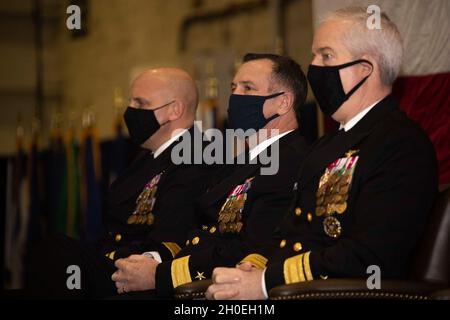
left=264, top=261, right=285, bottom=292
left=155, top=260, right=175, bottom=298
left=261, top=268, right=269, bottom=299
left=142, top=251, right=162, bottom=263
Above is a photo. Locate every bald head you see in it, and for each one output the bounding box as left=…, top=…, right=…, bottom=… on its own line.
left=127, top=67, right=198, bottom=151
left=131, top=68, right=198, bottom=117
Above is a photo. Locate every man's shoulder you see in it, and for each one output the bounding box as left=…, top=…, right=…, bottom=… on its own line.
left=357, top=106, right=437, bottom=177
left=371, top=106, right=434, bottom=153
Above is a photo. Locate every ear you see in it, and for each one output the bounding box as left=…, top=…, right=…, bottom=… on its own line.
left=277, top=92, right=294, bottom=115
left=360, top=54, right=374, bottom=76
left=167, top=100, right=184, bottom=121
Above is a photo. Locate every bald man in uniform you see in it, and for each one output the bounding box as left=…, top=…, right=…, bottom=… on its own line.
left=26, top=68, right=214, bottom=299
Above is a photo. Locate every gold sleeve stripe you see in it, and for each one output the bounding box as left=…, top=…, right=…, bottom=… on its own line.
left=105, top=251, right=116, bottom=260
left=284, top=254, right=305, bottom=284
left=162, top=242, right=182, bottom=258
left=303, top=251, right=313, bottom=281
left=240, top=254, right=268, bottom=269
left=283, top=251, right=313, bottom=284
left=171, top=255, right=192, bottom=288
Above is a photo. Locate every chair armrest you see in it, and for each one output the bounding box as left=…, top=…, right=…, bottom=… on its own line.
left=174, top=280, right=213, bottom=300
left=269, top=279, right=445, bottom=300
left=429, top=288, right=450, bottom=300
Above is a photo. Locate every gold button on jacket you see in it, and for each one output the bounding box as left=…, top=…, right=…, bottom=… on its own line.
left=293, top=242, right=302, bottom=252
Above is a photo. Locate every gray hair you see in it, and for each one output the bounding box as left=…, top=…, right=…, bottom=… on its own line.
left=322, top=6, right=403, bottom=85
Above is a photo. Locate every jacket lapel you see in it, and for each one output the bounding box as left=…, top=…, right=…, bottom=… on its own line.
left=108, top=151, right=169, bottom=205
left=157, top=125, right=209, bottom=187
left=108, top=125, right=200, bottom=205
left=197, top=162, right=260, bottom=210
left=108, top=149, right=149, bottom=190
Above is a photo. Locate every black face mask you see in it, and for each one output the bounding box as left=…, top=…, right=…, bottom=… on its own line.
left=227, top=92, right=284, bottom=131
left=307, top=59, right=373, bottom=116
left=124, top=101, right=173, bottom=145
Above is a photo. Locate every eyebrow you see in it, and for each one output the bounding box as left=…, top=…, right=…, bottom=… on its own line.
left=130, top=97, right=150, bottom=107
left=231, top=80, right=257, bottom=87
left=316, top=47, right=336, bottom=54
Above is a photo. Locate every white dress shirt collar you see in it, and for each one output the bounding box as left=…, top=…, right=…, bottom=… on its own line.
left=249, top=130, right=294, bottom=161
left=339, top=98, right=382, bottom=132
left=153, top=128, right=188, bottom=158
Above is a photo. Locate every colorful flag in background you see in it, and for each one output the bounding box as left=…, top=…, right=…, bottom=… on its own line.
left=26, top=131, right=44, bottom=247
left=65, top=128, right=80, bottom=238
left=48, top=128, right=67, bottom=234
left=80, top=125, right=103, bottom=243
left=4, top=128, right=28, bottom=288
left=108, top=115, right=127, bottom=185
